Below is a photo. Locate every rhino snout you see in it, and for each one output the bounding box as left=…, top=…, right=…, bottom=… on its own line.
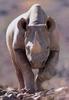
left=26, top=40, right=42, bottom=55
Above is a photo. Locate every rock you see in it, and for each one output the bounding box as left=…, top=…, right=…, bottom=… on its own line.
left=17, top=93, right=24, bottom=100
left=2, top=95, right=9, bottom=100
left=20, top=88, right=28, bottom=93
left=2, top=94, right=18, bottom=100
left=8, top=94, right=18, bottom=100
left=0, top=89, right=6, bottom=96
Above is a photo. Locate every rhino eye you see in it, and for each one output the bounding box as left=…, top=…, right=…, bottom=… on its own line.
left=25, top=31, right=30, bottom=37
left=26, top=27, right=31, bottom=36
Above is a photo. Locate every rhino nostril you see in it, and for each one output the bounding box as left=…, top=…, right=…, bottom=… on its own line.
left=42, top=61, right=46, bottom=67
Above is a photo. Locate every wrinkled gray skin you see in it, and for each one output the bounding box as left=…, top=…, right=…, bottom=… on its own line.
left=6, top=4, right=59, bottom=93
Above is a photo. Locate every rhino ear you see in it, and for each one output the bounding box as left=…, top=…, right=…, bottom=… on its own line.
left=46, top=16, right=56, bottom=32
left=17, top=18, right=27, bottom=30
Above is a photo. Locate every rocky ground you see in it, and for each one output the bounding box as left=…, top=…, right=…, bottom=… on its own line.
left=0, top=86, right=69, bottom=100
left=0, top=0, right=69, bottom=88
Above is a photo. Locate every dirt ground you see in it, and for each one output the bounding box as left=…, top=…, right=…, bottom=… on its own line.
left=0, top=0, right=69, bottom=90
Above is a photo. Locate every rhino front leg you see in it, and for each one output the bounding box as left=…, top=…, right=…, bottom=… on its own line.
left=13, top=49, right=35, bottom=93
left=36, top=50, right=59, bottom=91
left=8, top=48, right=25, bottom=89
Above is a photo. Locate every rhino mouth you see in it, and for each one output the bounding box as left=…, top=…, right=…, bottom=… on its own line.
left=30, top=60, right=46, bottom=69
left=29, top=50, right=50, bottom=68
